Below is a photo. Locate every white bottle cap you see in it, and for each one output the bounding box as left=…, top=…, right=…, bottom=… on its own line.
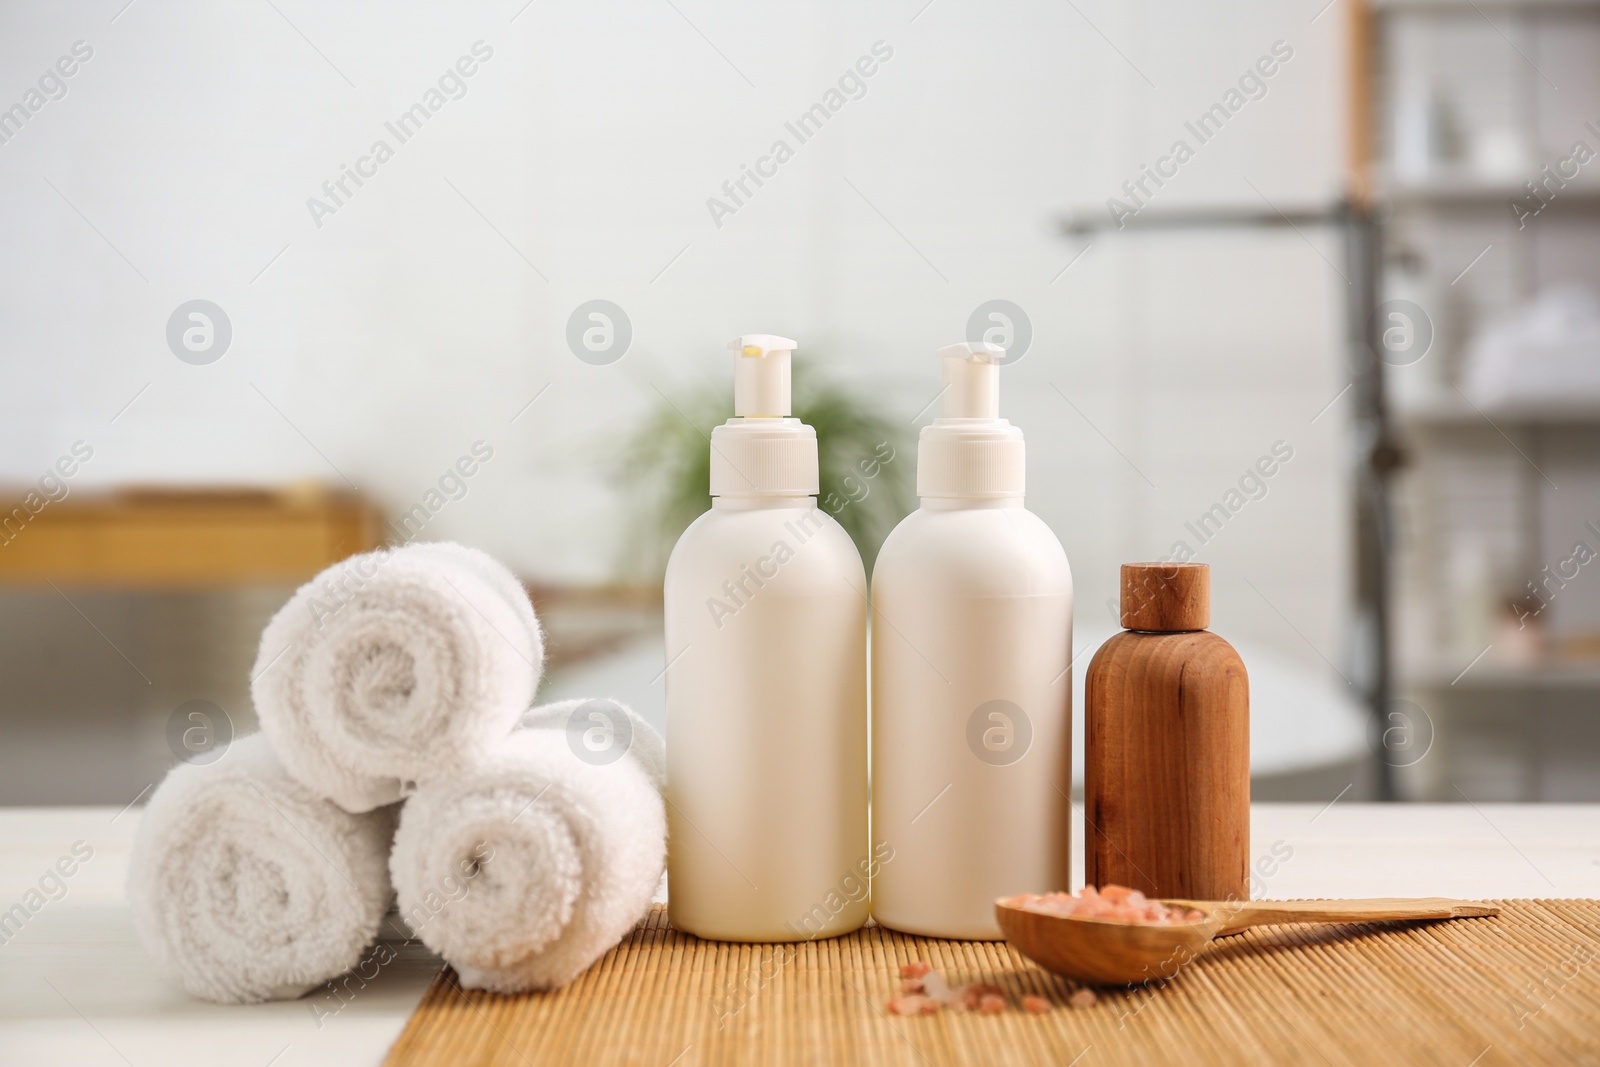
left=917, top=342, right=1025, bottom=499
left=710, top=334, right=819, bottom=497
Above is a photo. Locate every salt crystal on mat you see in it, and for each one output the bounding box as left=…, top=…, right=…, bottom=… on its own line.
left=893, top=964, right=1047, bottom=1018
left=961, top=982, right=1003, bottom=1010
left=887, top=995, right=926, bottom=1016
left=920, top=969, right=955, bottom=1003
left=1069, top=988, right=1098, bottom=1009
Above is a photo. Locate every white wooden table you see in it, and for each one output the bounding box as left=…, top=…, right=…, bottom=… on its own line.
left=2, top=803, right=1597, bottom=1067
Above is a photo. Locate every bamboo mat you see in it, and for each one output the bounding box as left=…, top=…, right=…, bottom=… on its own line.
left=383, top=900, right=1600, bottom=1067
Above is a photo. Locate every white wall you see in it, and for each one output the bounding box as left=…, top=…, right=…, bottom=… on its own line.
left=0, top=0, right=1351, bottom=672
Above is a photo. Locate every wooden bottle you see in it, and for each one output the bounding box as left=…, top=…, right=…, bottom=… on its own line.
left=1084, top=562, right=1249, bottom=901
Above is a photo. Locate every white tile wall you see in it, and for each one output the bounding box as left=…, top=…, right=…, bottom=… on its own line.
left=0, top=0, right=1350, bottom=667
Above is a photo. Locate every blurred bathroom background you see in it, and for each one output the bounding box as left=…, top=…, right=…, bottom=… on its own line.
left=1, top=0, right=1596, bottom=805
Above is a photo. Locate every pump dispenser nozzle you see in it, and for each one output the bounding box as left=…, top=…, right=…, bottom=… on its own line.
left=729, top=334, right=797, bottom=418
left=936, top=341, right=1005, bottom=420
left=710, top=334, right=817, bottom=498
left=918, top=342, right=1025, bottom=500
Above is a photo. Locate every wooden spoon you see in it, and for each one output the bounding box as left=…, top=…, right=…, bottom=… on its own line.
left=995, top=896, right=1500, bottom=986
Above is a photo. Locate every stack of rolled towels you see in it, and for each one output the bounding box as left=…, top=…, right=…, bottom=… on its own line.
left=126, top=542, right=667, bottom=1003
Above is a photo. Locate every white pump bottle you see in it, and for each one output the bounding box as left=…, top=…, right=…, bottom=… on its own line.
left=664, top=335, right=871, bottom=942
left=870, top=342, right=1073, bottom=939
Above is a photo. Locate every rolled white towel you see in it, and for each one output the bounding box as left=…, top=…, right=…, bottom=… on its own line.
left=251, top=541, right=543, bottom=812
left=389, top=704, right=666, bottom=992
left=518, top=697, right=666, bottom=790
left=126, top=735, right=397, bottom=1004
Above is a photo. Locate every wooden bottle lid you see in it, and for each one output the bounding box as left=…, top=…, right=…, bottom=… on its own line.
left=1121, top=562, right=1209, bottom=631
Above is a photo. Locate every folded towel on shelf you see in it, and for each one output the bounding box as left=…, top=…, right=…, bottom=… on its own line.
left=251, top=541, right=544, bottom=812
left=1462, top=284, right=1600, bottom=404
left=126, top=734, right=397, bottom=1004
left=388, top=702, right=666, bottom=993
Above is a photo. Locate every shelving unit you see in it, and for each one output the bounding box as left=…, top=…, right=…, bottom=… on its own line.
left=1405, top=658, right=1600, bottom=690
left=1369, top=0, right=1600, bottom=799
left=1395, top=398, right=1600, bottom=427
left=1058, top=1, right=1600, bottom=801
left=1379, top=171, right=1600, bottom=206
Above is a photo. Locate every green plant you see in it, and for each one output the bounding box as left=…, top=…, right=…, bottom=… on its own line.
left=613, top=360, right=914, bottom=580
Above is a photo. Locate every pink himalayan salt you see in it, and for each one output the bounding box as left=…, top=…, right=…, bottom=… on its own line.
left=1068, top=988, right=1098, bottom=1009
left=1011, top=885, right=1204, bottom=925
left=919, top=969, right=956, bottom=1004
left=1022, top=995, right=1052, bottom=1015
left=887, top=995, right=927, bottom=1016
left=961, top=983, right=1005, bottom=1010
left=889, top=962, right=1016, bottom=1016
